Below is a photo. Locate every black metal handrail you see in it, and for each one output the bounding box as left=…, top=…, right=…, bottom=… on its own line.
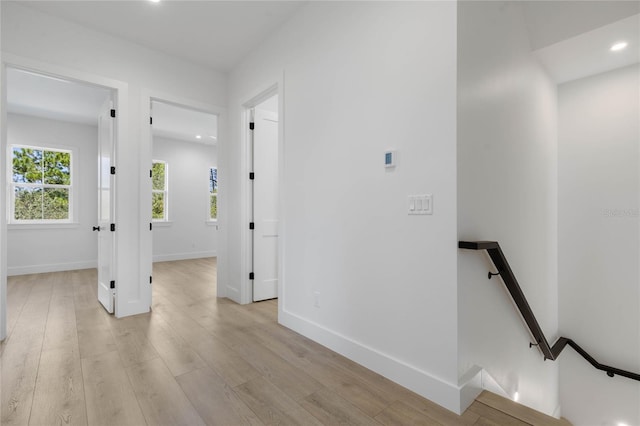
left=459, top=240, right=640, bottom=382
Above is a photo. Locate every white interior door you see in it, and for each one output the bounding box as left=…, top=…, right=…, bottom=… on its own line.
left=252, top=107, right=279, bottom=301
left=97, top=98, right=115, bottom=313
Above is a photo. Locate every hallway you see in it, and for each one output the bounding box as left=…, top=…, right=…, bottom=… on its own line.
left=2, top=259, right=566, bottom=425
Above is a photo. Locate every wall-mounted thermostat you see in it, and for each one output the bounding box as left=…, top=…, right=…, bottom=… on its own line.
left=384, top=150, right=396, bottom=168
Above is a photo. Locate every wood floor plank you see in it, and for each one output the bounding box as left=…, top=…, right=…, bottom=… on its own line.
left=1, top=275, right=53, bottom=426
left=151, top=303, right=260, bottom=386
left=400, top=389, right=480, bottom=426
left=107, top=317, right=160, bottom=368
left=375, top=400, right=442, bottom=426
left=41, top=291, right=77, bottom=351
left=125, top=357, right=205, bottom=426
left=1, top=337, right=42, bottom=426
left=467, top=401, right=530, bottom=426
left=5, top=275, right=36, bottom=340
left=300, top=388, right=382, bottom=425
left=220, top=326, right=324, bottom=401
left=247, top=323, right=394, bottom=417
left=476, top=391, right=565, bottom=426
left=176, top=367, right=263, bottom=426
left=29, top=346, right=87, bottom=426
left=82, top=350, right=147, bottom=426
left=234, top=376, right=323, bottom=426
left=127, top=313, right=206, bottom=377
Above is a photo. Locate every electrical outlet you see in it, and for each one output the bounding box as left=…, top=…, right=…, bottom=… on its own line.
left=313, top=291, right=320, bottom=308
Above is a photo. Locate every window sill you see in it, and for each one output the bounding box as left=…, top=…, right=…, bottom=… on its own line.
left=8, top=222, right=81, bottom=230
left=206, top=220, right=218, bottom=228
left=152, top=221, right=173, bottom=228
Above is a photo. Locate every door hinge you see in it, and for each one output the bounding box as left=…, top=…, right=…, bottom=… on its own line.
left=249, top=172, right=255, bottom=180
left=110, top=280, right=115, bottom=289
left=150, top=116, right=153, bottom=125
left=249, top=272, right=254, bottom=280
left=110, top=109, right=116, bottom=118
left=110, top=166, right=116, bottom=175
left=249, top=222, right=255, bottom=230
left=149, top=169, right=152, bottom=178
left=249, top=122, right=255, bottom=130
left=150, top=223, right=153, bottom=231
left=110, top=223, right=116, bottom=232
left=149, top=276, right=153, bottom=284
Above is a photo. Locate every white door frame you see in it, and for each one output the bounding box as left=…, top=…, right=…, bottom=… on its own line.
left=139, top=89, right=225, bottom=307
left=0, top=53, right=128, bottom=338
left=240, top=81, right=285, bottom=306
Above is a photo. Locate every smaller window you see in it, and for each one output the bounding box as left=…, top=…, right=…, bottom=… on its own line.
left=209, top=167, right=217, bottom=221
left=152, top=160, right=168, bottom=221
left=10, top=145, right=73, bottom=223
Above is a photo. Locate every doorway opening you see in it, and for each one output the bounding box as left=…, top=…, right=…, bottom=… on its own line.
left=248, top=93, right=279, bottom=302
left=3, top=65, right=117, bottom=326
left=149, top=100, right=219, bottom=307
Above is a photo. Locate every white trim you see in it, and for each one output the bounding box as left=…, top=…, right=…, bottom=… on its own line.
left=208, top=166, right=218, bottom=221
left=152, top=251, right=217, bottom=263
left=151, top=220, right=172, bottom=227
left=0, top=52, right=128, bottom=323
left=7, top=144, right=76, bottom=224
left=141, top=88, right=226, bottom=306
left=151, top=159, right=168, bottom=221
left=280, top=307, right=464, bottom=414
left=239, top=78, right=284, bottom=306
left=8, top=222, right=80, bottom=230
left=8, top=260, right=97, bottom=276
left=1, top=57, right=7, bottom=341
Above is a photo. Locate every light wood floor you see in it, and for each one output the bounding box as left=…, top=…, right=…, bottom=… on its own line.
left=2, top=258, right=570, bottom=426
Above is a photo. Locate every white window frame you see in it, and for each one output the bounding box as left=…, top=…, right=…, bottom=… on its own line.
left=8, top=144, right=75, bottom=225
left=208, top=166, right=218, bottom=223
left=152, top=159, right=168, bottom=222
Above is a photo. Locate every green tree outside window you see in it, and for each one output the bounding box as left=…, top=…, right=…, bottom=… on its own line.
left=152, top=161, right=167, bottom=220
left=12, top=146, right=71, bottom=221
left=209, top=167, right=217, bottom=220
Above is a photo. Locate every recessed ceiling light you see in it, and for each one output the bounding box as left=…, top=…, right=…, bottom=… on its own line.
left=610, top=41, right=628, bottom=52
left=195, top=135, right=202, bottom=139
left=149, top=0, right=160, bottom=3
left=209, top=135, right=217, bottom=140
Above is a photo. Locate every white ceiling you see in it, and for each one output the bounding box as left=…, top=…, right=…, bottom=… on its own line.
left=6, top=0, right=638, bottom=127
left=523, top=1, right=640, bottom=51
left=522, top=1, right=640, bottom=84
left=152, top=101, right=218, bottom=144
left=7, top=68, right=217, bottom=144
left=533, top=14, right=639, bottom=84
left=17, top=0, right=306, bottom=72
left=7, top=67, right=112, bottom=125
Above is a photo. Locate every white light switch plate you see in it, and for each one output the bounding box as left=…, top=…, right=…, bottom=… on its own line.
left=408, top=194, right=433, bottom=215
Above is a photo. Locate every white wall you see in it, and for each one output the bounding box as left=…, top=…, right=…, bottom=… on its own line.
left=1, top=2, right=226, bottom=317
left=457, top=1, right=560, bottom=416
left=7, top=113, right=98, bottom=275
left=558, top=64, right=640, bottom=426
left=152, top=136, right=218, bottom=262
left=226, top=2, right=461, bottom=412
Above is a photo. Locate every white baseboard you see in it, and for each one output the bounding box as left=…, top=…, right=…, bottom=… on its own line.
left=458, top=365, right=484, bottom=412
left=279, top=308, right=464, bottom=414
left=8, top=260, right=97, bottom=276
left=152, top=251, right=216, bottom=263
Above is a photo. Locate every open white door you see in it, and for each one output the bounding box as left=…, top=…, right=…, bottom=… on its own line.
left=252, top=107, right=279, bottom=302
left=96, top=98, right=115, bottom=313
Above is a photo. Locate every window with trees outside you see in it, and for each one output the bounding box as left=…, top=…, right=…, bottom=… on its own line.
left=10, top=145, right=72, bottom=223
left=209, top=167, right=217, bottom=220
left=152, top=160, right=168, bottom=221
